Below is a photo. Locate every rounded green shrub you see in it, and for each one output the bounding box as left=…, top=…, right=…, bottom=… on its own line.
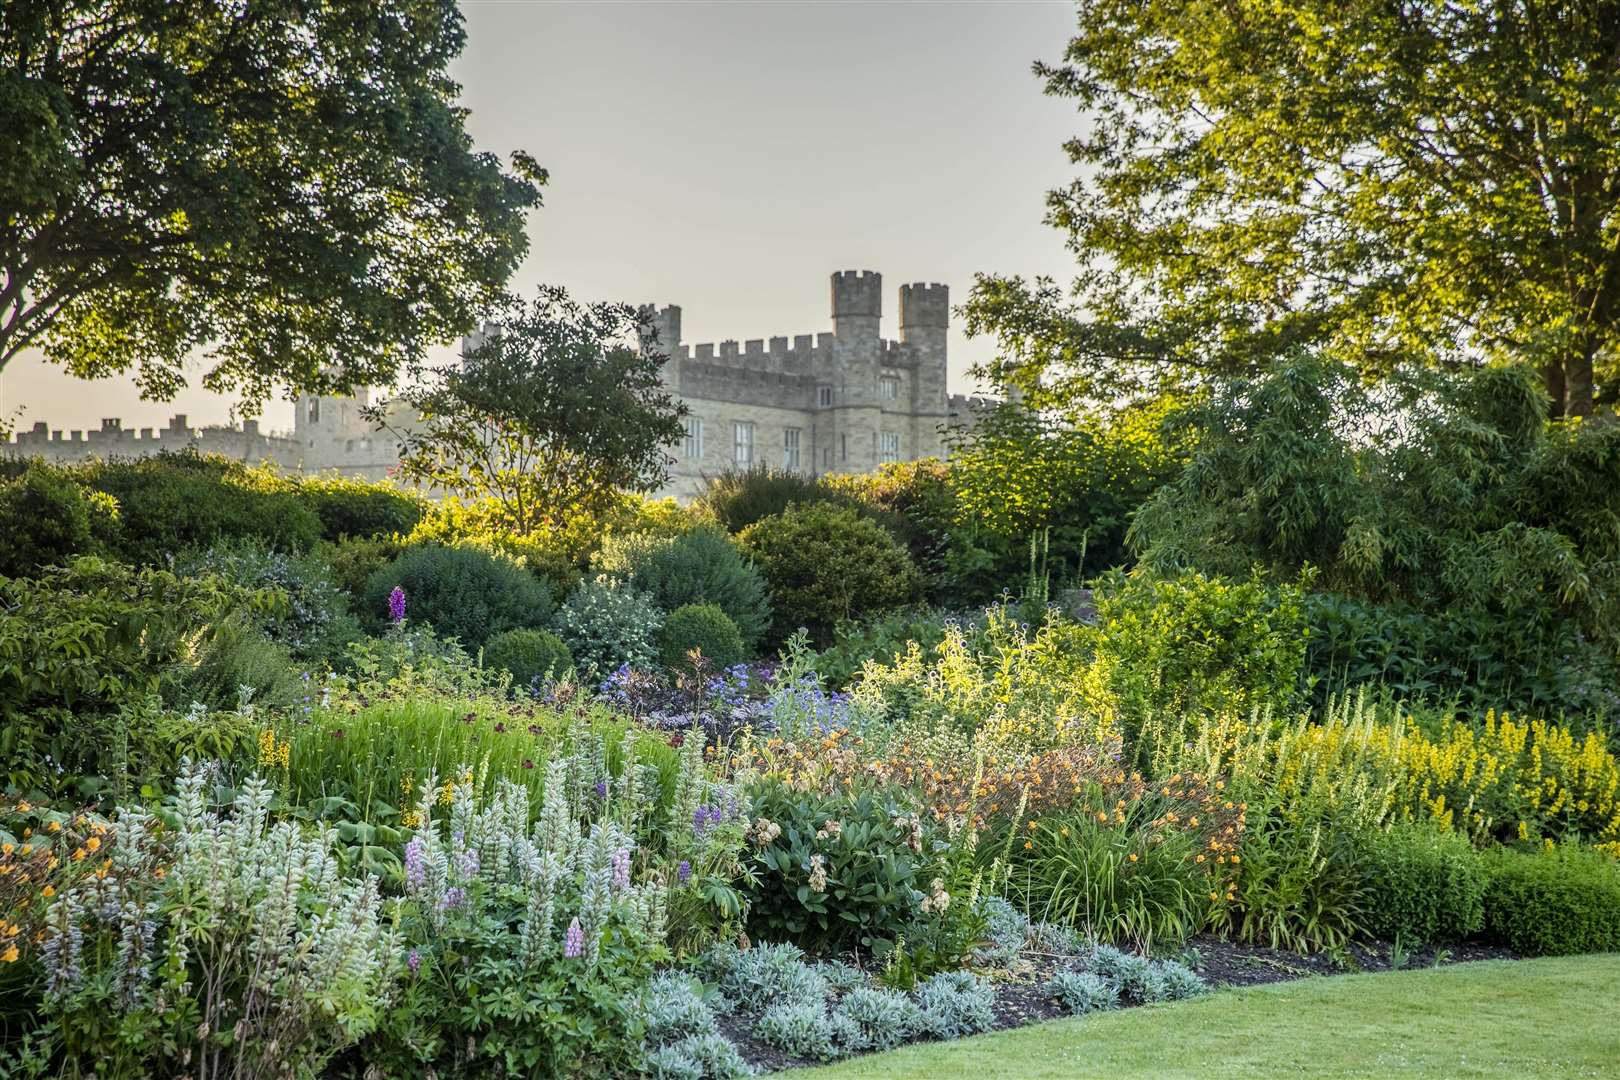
left=739, top=503, right=922, bottom=646
left=659, top=603, right=745, bottom=671
left=362, top=544, right=552, bottom=646
left=593, top=526, right=771, bottom=649
left=555, top=576, right=662, bottom=680
left=297, top=476, right=425, bottom=541
left=1482, top=845, right=1620, bottom=956
left=1356, top=823, right=1486, bottom=946
left=0, top=466, right=97, bottom=576
left=484, top=627, right=573, bottom=691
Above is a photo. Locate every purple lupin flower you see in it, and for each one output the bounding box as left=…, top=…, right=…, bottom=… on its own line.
left=404, top=836, right=427, bottom=891
left=438, top=887, right=466, bottom=911
left=388, top=585, right=407, bottom=624
left=408, top=949, right=422, bottom=973
left=563, top=917, right=585, bottom=958
left=611, top=847, right=631, bottom=890
left=676, top=859, right=692, bottom=885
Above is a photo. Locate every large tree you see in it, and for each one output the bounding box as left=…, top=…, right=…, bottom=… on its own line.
left=376, top=286, right=687, bottom=533
left=966, top=1, right=1620, bottom=416
left=0, top=0, right=543, bottom=408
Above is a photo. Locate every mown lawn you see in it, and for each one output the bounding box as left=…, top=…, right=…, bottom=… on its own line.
left=793, top=955, right=1620, bottom=1079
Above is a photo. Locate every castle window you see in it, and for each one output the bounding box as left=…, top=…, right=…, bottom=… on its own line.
left=733, top=421, right=755, bottom=466
left=840, top=433, right=847, bottom=462
left=683, top=416, right=705, bottom=459
left=880, top=432, right=901, bottom=463
left=307, top=398, right=321, bottom=423
left=817, top=384, right=834, bottom=408
left=880, top=376, right=900, bottom=401
left=783, top=427, right=801, bottom=469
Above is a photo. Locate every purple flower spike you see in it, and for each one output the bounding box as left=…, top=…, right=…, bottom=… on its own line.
left=611, top=847, right=631, bottom=890
left=388, top=585, right=407, bottom=624
left=677, top=859, right=692, bottom=884
left=408, top=949, right=422, bottom=973
left=564, top=917, right=585, bottom=958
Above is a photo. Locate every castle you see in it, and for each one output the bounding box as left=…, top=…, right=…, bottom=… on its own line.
left=5, top=270, right=982, bottom=499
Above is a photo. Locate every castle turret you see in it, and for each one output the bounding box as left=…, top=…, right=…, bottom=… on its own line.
left=900, top=282, right=950, bottom=457
left=823, top=271, right=885, bottom=471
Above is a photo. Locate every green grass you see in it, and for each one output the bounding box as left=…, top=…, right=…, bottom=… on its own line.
left=793, top=955, right=1620, bottom=1079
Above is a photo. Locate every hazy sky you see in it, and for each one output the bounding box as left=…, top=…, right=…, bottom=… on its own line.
left=2, top=0, right=1081, bottom=434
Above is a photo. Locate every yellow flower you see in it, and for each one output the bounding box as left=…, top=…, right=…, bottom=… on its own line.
left=41, top=885, right=54, bottom=898
left=1, top=946, right=17, bottom=963
left=1, top=844, right=12, bottom=856
left=1023, top=840, right=1033, bottom=850
left=1127, top=853, right=1138, bottom=862
left=85, top=837, right=101, bottom=853
left=15, top=801, right=30, bottom=812
left=71, top=848, right=86, bottom=862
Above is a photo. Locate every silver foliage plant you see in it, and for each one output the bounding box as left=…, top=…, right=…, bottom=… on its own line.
left=40, top=760, right=400, bottom=1079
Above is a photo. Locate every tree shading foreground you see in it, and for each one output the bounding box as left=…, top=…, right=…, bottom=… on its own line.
left=966, top=1, right=1620, bottom=416
left=377, top=286, right=688, bottom=534
left=0, top=0, right=544, bottom=407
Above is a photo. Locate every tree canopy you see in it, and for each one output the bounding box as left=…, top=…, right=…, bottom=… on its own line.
left=377, top=286, right=687, bottom=534
left=965, top=1, right=1620, bottom=416
left=0, top=0, right=543, bottom=408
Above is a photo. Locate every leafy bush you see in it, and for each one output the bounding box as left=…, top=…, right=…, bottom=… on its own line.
left=484, top=627, right=574, bottom=690
left=362, top=543, right=553, bottom=646
left=1357, top=823, right=1487, bottom=947
left=1482, top=846, right=1620, bottom=956
left=177, top=540, right=360, bottom=659
left=1157, top=959, right=1210, bottom=1000
left=643, top=1033, right=755, bottom=1080
left=712, top=941, right=828, bottom=1016
left=812, top=609, right=949, bottom=690
left=742, top=780, right=940, bottom=954
left=0, top=558, right=244, bottom=798
left=754, top=1001, right=839, bottom=1060
left=0, top=465, right=109, bottom=576
left=296, top=474, right=424, bottom=540
left=556, top=575, right=663, bottom=681
left=910, top=971, right=995, bottom=1039
left=320, top=534, right=407, bottom=606
left=829, top=987, right=923, bottom=1052
left=661, top=603, right=746, bottom=671
left=1089, top=945, right=1169, bottom=1004
left=696, top=465, right=869, bottom=534
left=1044, top=971, right=1119, bottom=1016
left=740, top=503, right=923, bottom=647
left=86, top=451, right=324, bottom=563
left=639, top=973, right=721, bottom=1045
left=166, top=612, right=308, bottom=713
left=594, top=526, right=771, bottom=649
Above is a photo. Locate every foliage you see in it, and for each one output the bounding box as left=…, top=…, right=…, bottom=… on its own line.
left=84, top=452, right=325, bottom=564
left=556, top=576, right=664, bottom=682
left=595, top=526, right=771, bottom=650
left=1128, top=360, right=1620, bottom=722
left=1481, top=846, right=1620, bottom=957
left=1089, top=569, right=1310, bottom=745
left=484, top=627, right=574, bottom=692
left=380, top=286, right=687, bottom=532
left=643, top=1033, right=756, bottom=1080
left=969, top=1, right=1620, bottom=415
left=910, top=971, right=995, bottom=1040
left=30, top=763, right=399, bottom=1079
left=362, top=543, right=553, bottom=646
left=696, top=465, right=879, bottom=536
left=741, top=780, right=942, bottom=955
left=1356, top=824, right=1487, bottom=948
left=812, top=609, right=949, bottom=692
left=166, top=614, right=308, bottom=714
left=0, top=558, right=248, bottom=799
left=177, top=540, right=360, bottom=660
left=754, top=1001, right=841, bottom=1061
left=829, top=987, right=923, bottom=1053
left=0, top=464, right=109, bottom=576
left=660, top=604, right=746, bottom=672
left=740, top=503, right=924, bottom=647
left=709, top=941, right=828, bottom=1016
left=296, top=475, right=425, bottom=542
left=0, top=0, right=542, bottom=405
left=1044, top=971, right=1119, bottom=1016
left=320, top=534, right=408, bottom=607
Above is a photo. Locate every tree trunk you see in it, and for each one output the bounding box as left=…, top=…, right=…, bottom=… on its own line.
left=1567, top=344, right=1596, bottom=418
left=1544, top=361, right=1567, bottom=418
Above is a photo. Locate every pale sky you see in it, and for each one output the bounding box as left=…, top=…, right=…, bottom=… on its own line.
left=2, top=0, right=1081, bottom=435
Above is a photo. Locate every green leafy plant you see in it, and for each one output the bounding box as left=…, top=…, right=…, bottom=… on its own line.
left=484, top=627, right=574, bottom=692
left=297, top=475, right=425, bottom=541
left=1043, top=971, right=1119, bottom=1016
left=660, top=604, right=746, bottom=672
left=1356, top=823, right=1486, bottom=947
left=556, top=576, right=663, bottom=681
left=594, top=526, right=771, bottom=650
left=1482, top=845, right=1620, bottom=957
left=362, top=543, right=553, bottom=646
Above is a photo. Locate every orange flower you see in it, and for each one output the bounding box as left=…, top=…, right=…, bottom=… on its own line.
left=41, top=885, right=54, bottom=898
left=85, top=837, right=101, bottom=853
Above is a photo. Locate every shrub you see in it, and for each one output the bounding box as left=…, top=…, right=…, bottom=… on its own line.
left=644, top=1033, right=755, bottom=1080
left=812, top=608, right=949, bottom=690
left=1357, top=823, right=1486, bottom=947
left=1044, top=971, right=1119, bottom=1016
left=594, top=526, right=771, bottom=649
left=714, top=942, right=828, bottom=1016
left=167, top=612, right=308, bottom=713
left=660, top=603, right=746, bottom=671
left=1089, top=945, right=1169, bottom=1004
left=812, top=960, right=870, bottom=995
left=742, top=780, right=939, bottom=954
left=362, top=543, right=553, bottom=646
left=321, top=534, right=407, bottom=605
left=638, top=972, right=721, bottom=1045
left=484, top=627, right=574, bottom=691
left=911, top=971, right=995, bottom=1039
left=696, top=465, right=863, bottom=534
left=1482, top=846, right=1620, bottom=956
left=556, top=576, right=663, bottom=681
left=177, top=540, right=360, bottom=660
left=754, top=1001, right=839, bottom=1060
left=87, top=451, right=323, bottom=562
left=1156, top=959, right=1209, bottom=1000
left=296, top=474, right=424, bottom=540
left=0, top=465, right=104, bottom=576
left=740, top=503, right=922, bottom=646
left=829, top=987, right=922, bottom=1052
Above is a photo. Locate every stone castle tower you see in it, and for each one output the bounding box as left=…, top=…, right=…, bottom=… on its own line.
left=648, top=269, right=975, bottom=500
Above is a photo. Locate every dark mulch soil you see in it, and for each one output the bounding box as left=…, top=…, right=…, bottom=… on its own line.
left=733, top=936, right=1521, bottom=1073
